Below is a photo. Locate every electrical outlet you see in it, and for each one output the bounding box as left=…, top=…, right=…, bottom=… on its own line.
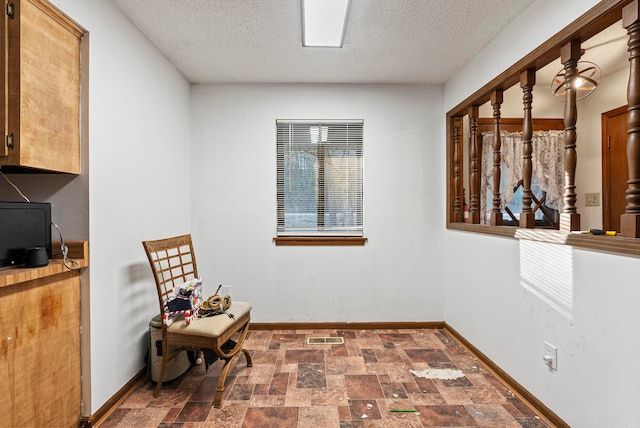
left=585, top=192, right=600, bottom=207
left=543, top=342, right=557, bottom=371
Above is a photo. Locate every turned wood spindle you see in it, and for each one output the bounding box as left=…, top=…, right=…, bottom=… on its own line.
left=520, top=69, right=536, bottom=229
left=453, top=118, right=462, bottom=222
left=490, top=90, right=503, bottom=226
left=560, top=40, right=581, bottom=232
left=468, top=105, right=480, bottom=224
left=621, top=0, right=640, bottom=237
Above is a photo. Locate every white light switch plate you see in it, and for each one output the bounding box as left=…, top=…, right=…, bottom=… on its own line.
left=544, top=341, right=557, bottom=371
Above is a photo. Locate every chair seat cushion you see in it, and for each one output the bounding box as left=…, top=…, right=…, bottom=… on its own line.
left=166, top=301, right=251, bottom=337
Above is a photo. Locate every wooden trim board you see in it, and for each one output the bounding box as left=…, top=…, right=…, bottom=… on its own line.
left=81, top=368, right=146, bottom=427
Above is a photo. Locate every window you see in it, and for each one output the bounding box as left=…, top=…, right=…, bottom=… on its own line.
left=276, top=120, right=363, bottom=237
left=500, top=181, right=558, bottom=228
left=480, top=131, right=562, bottom=228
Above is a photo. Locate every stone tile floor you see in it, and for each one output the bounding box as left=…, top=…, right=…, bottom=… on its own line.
left=98, top=328, right=552, bottom=427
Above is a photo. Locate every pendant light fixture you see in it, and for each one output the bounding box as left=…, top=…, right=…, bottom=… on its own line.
left=551, top=60, right=602, bottom=100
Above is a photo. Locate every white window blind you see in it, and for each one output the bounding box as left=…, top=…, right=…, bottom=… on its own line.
left=276, top=119, right=363, bottom=236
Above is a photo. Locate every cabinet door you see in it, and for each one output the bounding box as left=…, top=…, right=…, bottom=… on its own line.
left=0, top=272, right=82, bottom=427
left=3, top=0, right=85, bottom=174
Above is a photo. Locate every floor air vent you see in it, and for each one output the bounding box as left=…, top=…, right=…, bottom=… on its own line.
left=307, top=337, right=345, bottom=345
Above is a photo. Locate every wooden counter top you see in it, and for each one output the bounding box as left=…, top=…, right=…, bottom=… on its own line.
left=0, top=240, right=88, bottom=288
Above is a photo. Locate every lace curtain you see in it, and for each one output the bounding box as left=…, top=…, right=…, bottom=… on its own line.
left=480, top=130, right=565, bottom=223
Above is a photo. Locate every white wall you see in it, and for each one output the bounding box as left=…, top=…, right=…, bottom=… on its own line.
left=48, top=0, right=192, bottom=415
left=445, top=0, right=640, bottom=426
left=445, top=232, right=640, bottom=427
left=190, top=84, right=445, bottom=323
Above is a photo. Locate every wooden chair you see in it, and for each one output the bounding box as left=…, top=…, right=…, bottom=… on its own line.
left=142, top=234, right=252, bottom=408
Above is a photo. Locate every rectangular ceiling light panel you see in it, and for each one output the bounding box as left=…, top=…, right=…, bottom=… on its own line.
left=301, top=0, right=351, bottom=47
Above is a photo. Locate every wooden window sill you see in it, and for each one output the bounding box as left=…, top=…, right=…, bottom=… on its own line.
left=273, top=236, right=368, bottom=246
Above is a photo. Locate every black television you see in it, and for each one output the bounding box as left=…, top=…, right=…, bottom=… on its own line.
left=0, top=202, right=52, bottom=268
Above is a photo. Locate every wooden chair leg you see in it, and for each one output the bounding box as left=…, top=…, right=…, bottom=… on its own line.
left=241, top=348, right=253, bottom=367
left=213, top=321, right=252, bottom=408
left=214, top=356, right=234, bottom=408
left=154, top=339, right=169, bottom=398
left=214, top=349, right=252, bottom=408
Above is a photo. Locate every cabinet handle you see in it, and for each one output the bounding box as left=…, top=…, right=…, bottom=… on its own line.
left=6, top=133, right=14, bottom=149
left=6, top=2, right=14, bottom=19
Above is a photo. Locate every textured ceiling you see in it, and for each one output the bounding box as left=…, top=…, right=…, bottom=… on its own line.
left=110, top=0, right=536, bottom=84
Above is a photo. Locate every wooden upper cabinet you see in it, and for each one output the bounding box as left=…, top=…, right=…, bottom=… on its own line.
left=1, top=0, right=86, bottom=174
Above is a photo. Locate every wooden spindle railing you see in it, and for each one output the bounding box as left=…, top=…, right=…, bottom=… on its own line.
left=520, top=69, right=536, bottom=228
left=490, top=90, right=503, bottom=226
left=468, top=105, right=480, bottom=224
left=453, top=117, right=463, bottom=222
left=622, top=0, right=640, bottom=237
left=560, top=40, right=581, bottom=232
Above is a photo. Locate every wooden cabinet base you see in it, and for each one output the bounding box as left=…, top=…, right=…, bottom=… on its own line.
left=0, top=241, right=87, bottom=428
